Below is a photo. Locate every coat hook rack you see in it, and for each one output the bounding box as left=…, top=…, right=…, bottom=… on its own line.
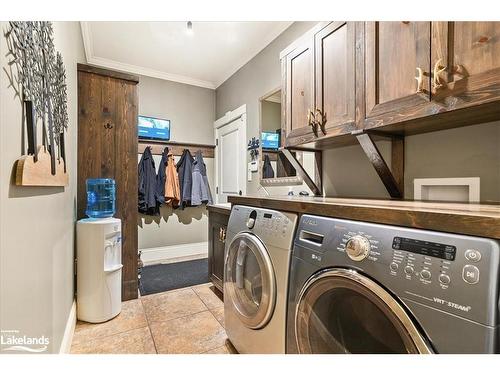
left=138, top=140, right=215, bottom=158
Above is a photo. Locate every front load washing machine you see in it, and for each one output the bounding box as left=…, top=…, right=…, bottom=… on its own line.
left=224, top=205, right=297, bottom=353
left=287, top=215, right=500, bottom=354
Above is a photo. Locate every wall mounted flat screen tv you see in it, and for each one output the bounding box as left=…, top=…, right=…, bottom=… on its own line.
left=138, top=115, right=170, bottom=141
left=261, top=131, right=280, bottom=150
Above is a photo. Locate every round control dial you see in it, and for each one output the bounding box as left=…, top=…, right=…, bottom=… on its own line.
left=345, top=235, right=371, bottom=261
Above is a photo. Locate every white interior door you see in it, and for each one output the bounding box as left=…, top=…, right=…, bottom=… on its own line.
left=215, top=105, right=247, bottom=203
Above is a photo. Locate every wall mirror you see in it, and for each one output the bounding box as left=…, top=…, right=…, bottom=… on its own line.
left=259, top=88, right=317, bottom=188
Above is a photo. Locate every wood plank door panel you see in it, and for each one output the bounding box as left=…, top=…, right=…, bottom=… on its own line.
left=315, top=21, right=356, bottom=137
left=284, top=39, right=315, bottom=146
left=78, top=66, right=139, bottom=301
left=114, top=80, right=138, bottom=301
left=77, top=71, right=96, bottom=220
left=431, top=22, right=500, bottom=109
left=364, top=22, right=432, bottom=129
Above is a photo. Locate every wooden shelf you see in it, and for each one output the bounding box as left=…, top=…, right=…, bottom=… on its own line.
left=138, top=140, right=215, bottom=158
left=227, top=195, right=500, bottom=240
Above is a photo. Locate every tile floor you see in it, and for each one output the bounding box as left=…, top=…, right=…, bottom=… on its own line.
left=70, top=282, right=237, bottom=354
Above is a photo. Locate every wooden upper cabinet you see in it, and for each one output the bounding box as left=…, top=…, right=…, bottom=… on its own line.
left=364, top=22, right=432, bottom=128
left=283, top=38, right=314, bottom=145
left=431, top=22, right=500, bottom=108
left=315, top=22, right=356, bottom=136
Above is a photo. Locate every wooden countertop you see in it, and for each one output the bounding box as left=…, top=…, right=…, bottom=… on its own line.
left=227, top=195, right=500, bottom=240
left=207, top=203, right=232, bottom=215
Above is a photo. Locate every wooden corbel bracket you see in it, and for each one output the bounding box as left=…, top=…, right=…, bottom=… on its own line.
left=281, top=148, right=322, bottom=196
left=353, top=130, right=405, bottom=199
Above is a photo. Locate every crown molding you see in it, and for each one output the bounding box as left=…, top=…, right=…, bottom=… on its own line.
left=80, top=21, right=293, bottom=91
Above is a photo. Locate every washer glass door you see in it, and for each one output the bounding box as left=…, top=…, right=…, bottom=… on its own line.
left=295, top=269, right=432, bottom=354
left=225, top=232, right=276, bottom=329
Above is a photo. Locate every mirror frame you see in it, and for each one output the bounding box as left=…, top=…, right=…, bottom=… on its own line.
left=259, top=87, right=303, bottom=187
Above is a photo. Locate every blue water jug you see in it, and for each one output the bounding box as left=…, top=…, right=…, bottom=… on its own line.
left=85, top=178, right=116, bottom=218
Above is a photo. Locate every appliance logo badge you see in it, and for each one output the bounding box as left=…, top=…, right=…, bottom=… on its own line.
left=311, top=253, right=322, bottom=262
left=0, top=329, right=49, bottom=353
left=303, top=218, right=317, bottom=226
left=432, top=297, right=472, bottom=313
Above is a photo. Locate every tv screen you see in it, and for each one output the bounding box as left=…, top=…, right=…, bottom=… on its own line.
left=138, top=115, right=170, bottom=141
left=261, top=131, right=280, bottom=150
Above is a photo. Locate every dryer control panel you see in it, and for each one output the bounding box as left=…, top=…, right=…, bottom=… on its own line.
left=293, top=215, right=500, bottom=326
left=227, top=205, right=298, bottom=251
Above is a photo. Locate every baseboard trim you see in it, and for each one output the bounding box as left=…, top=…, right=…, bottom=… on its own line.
left=140, top=241, right=208, bottom=266
left=59, top=300, right=76, bottom=354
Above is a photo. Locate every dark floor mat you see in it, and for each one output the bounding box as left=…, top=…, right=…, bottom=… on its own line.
left=139, top=258, right=209, bottom=296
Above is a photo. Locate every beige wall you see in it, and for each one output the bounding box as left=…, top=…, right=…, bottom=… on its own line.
left=216, top=22, right=500, bottom=202
left=0, top=22, right=85, bottom=353
left=137, top=75, right=216, bottom=251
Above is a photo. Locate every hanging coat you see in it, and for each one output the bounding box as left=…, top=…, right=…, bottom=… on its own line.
left=263, top=154, right=275, bottom=179
left=191, top=150, right=213, bottom=206
left=155, top=147, right=169, bottom=206
left=176, top=149, right=194, bottom=209
left=165, top=151, right=181, bottom=208
left=138, top=146, right=159, bottom=215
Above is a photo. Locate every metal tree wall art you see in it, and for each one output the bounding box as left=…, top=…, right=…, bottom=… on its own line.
left=4, top=21, right=69, bottom=186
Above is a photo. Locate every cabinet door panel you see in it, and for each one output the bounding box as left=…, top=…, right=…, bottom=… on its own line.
left=432, top=22, right=500, bottom=108
left=285, top=39, right=314, bottom=143
left=208, top=211, right=229, bottom=292
left=315, top=22, right=356, bottom=134
left=213, top=224, right=225, bottom=287
left=365, top=22, right=431, bottom=125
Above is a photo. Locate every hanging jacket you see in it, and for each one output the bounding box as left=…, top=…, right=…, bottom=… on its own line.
left=191, top=150, right=213, bottom=206
left=155, top=147, right=169, bottom=206
left=176, top=149, right=194, bottom=209
left=263, top=154, right=275, bottom=179
left=165, top=151, right=181, bottom=208
left=138, top=147, right=159, bottom=215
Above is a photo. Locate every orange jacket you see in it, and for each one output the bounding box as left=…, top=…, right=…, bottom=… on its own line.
left=164, top=152, right=180, bottom=208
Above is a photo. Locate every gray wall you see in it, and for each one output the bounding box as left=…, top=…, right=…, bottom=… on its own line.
left=216, top=22, right=500, bottom=202
left=216, top=22, right=318, bottom=195
left=0, top=22, right=85, bottom=353
left=322, top=121, right=500, bottom=201
left=137, top=76, right=216, bottom=251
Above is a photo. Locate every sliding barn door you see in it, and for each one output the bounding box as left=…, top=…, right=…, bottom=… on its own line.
left=77, top=65, right=139, bottom=301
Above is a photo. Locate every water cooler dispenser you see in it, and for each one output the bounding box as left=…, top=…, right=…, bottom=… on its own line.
left=77, top=179, right=123, bottom=323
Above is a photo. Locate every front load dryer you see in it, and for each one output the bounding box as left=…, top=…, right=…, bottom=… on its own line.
left=287, top=215, right=500, bottom=354
left=224, top=205, right=297, bottom=353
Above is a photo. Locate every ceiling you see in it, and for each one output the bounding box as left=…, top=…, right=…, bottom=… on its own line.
left=81, top=21, right=293, bottom=89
